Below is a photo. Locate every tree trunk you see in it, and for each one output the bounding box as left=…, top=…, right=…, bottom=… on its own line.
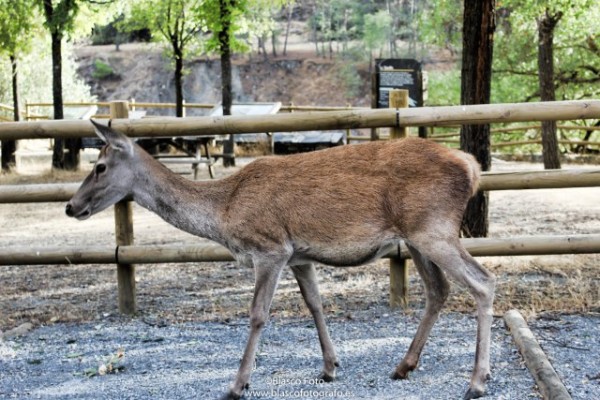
left=219, top=0, right=235, bottom=167
left=283, top=3, right=293, bottom=56
left=271, top=31, right=277, bottom=58
left=174, top=45, right=184, bottom=118
left=50, top=31, right=66, bottom=169
left=537, top=9, right=562, bottom=170
left=459, top=0, right=496, bottom=238
left=1, top=55, right=19, bottom=171
left=42, top=0, right=78, bottom=170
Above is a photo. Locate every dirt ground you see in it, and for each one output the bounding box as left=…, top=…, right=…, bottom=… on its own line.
left=0, top=157, right=599, bottom=331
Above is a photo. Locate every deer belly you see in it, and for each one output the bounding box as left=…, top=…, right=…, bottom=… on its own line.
left=289, top=240, right=397, bottom=267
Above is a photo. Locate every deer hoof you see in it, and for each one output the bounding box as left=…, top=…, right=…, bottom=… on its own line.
left=390, top=370, right=409, bottom=380
left=318, top=371, right=336, bottom=383
left=463, top=387, right=485, bottom=400
left=220, top=390, right=243, bottom=400
left=390, top=365, right=414, bottom=380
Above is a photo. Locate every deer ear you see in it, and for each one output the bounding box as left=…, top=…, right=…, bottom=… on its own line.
left=90, top=119, right=134, bottom=155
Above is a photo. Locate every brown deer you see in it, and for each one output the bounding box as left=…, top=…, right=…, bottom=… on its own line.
left=66, top=120, right=495, bottom=400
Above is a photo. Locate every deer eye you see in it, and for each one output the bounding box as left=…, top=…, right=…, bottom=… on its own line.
left=95, top=163, right=107, bottom=175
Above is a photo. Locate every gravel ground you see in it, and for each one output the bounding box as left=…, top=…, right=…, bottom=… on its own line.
left=528, top=315, right=600, bottom=399
left=2, top=307, right=598, bottom=400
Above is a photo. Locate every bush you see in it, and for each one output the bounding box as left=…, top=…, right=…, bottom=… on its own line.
left=92, top=60, right=117, bottom=80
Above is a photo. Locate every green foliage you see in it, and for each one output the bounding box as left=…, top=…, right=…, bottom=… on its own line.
left=90, top=15, right=151, bottom=45
left=197, top=0, right=288, bottom=56
left=337, top=53, right=363, bottom=99
left=0, top=36, right=94, bottom=106
left=0, top=0, right=37, bottom=56
left=363, top=10, right=392, bottom=56
left=125, top=0, right=205, bottom=59
left=37, top=0, right=119, bottom=39
left=413, top=0, right=600, bottom=106
left=40, top=0, right=80, bottom=37
left=197, top=0, right=250, bottom=54
left=416, top=0, right=462, bottom=54
left=426, top=70, right=461, bottom=106
left=494, top=0, right=600, bottom=102
left=92, top=59, right=115, bottom=79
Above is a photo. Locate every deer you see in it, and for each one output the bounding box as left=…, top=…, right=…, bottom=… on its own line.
left=66, top=120, right=496, bottom=400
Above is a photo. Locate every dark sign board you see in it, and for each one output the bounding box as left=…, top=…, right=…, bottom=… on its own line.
left=375, top=59, right=423, bottom=109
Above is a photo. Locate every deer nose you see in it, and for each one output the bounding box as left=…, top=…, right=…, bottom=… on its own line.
left=65, top=203, right=74, bottom=217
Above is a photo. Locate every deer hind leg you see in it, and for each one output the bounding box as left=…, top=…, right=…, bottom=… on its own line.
left=223, top=255, right=287, bottom=400
left=291, top=264, right=339, bottom=382
left=391, top=244, right=450, bottom=380
left=411, top=238, right=495, bottom=400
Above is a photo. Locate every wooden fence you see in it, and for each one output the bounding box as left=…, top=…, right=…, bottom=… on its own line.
left=22, top=100, right=367, bottom=121
left=2, top=99, right=599, bottom=140
left=1, top=99, right=600, bottom=314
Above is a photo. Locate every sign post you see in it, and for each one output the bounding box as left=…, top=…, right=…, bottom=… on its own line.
left=374, top=59, right=426, bottom=138
left=375, top=58, right=423, bottom=109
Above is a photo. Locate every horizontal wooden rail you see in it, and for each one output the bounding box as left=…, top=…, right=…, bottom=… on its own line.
left=431, top=138, right=600, bottom=148
left=1, top=169, right=599, bottom=204
left=26, top=101, right=215, bottom=109
left=1, top=100, right=599, bottom=141
left=0, top=183, right=81, bottom=203
left=430, top=124, right=600, bottom=139
left=477, top=169, right=600, bottom=190
left=1, top=234, right=598, bottom=266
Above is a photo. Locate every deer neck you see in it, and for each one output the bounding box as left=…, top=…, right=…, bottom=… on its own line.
left=130, top=151, right=228, bottom=244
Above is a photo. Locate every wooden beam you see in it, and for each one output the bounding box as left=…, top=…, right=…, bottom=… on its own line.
left=389, top=90, right=410, bottom=309
left=504, top=310, right=572, bottom=400
left=478, top=169, right=600, bottom=191
left=2, top=169, right=598, bottom=204
left=0, top=234, right=598, bottom=266
left=0, top=183, right=80, bottom=202
left=110, top=101, right=137, bottom=316
left=398, top=234, right=600, bottom=258
left=1, top=100, right=599, bottom=141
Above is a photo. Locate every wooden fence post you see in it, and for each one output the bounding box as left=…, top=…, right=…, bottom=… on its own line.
left=109, top=100, right=136, bottom=315
left=389, top=89, right=409, bottom=309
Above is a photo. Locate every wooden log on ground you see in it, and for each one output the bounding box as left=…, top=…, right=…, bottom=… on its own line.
left=504, top=310, right=572, bottom=400
left=1, top=100, right=599, bottom=140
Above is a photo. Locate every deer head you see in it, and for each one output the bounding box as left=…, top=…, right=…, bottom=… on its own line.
left=65, top=120, right=137, bottom=220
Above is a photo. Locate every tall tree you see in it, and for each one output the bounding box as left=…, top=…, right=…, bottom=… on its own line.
left=40, top=0, right=78, bottom=169
left=199, top=0, right=287, bottom=167
left=217, top=0, right=237, bottom=166
left=197, top=0, right=244, bottom=166
left=0, top=0, right=35, bottom=171
left=39, top=0, right=114, bottom=170
left=537, top=9, right=562, bottom=169
left=460, top=0, right=495, bottom=238
left=127, top=0, right=204, bottom=118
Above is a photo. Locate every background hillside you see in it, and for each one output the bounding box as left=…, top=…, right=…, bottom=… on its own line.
left=75, top=43, right=374, bottom=112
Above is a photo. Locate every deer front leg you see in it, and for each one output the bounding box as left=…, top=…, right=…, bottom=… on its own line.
left=291, top=264, right=339, bottom=382
left=222, top=257, right=286, bottom=400
left=392, top=245, right=449, bottom=380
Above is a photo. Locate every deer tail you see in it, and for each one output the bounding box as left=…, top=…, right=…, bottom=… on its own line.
left=457, top=152, right=482, bottom=197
